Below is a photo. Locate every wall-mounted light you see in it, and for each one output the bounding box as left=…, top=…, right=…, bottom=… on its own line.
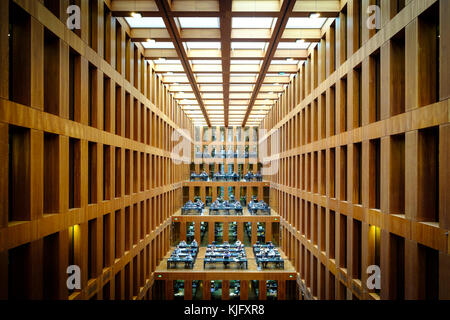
left=286, top=58, right=294, bottom=62
left=310, top=13, right=321, bottom=19
left=131, top=12, right=142, bottom=19
left=147, top=38, right=156, bottom=44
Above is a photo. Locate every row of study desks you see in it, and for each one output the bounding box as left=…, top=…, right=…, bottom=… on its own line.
left=248, top=201, right=271, bottom=215
left=209, top=207, right=243, bottom=215
left=194, top=152, right=258, bottom=159
left=167, top=244, right=199, bottom=269
left=166, top=243, right=284, bottom=270
left=203, top=256, right=248, bottom=269
left=190, top=172, right=263, bottom=181
left=253, top=244, right=285, bottom=269
left=181, top=208, right=246, bottom=215
left=204, top=244, right=248, bottom=269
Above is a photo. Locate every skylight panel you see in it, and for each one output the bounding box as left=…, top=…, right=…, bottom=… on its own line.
left=232, top=17, right=277, bottom=29
left=230, top=60, right=262, bottom=65
left=153, top=59, right=181, bottom=64
left=285, top=17, right=327, bottom=29
left=277, top=41, right=310, bottom=49
left=191, top=60, right=222, bottom=64
left=231, top=42, right=268, bottom=50
left=270, top=59, right=300, bottom=64
left=185, top=110, right=203, bottom=114
left=265, top=73, right=290, bottom=77
left=230, top=73, right=257, bottom=77
left=205, top=106, right=224, bottom=110
left=208, top=110, right=225, bottom=114
left=195, top=73, right=222, bottom=77
left=125, top=17, right=166, bottom=28
left=142, top=41, right=174, bottom=49
left=229, top=106, right=248, bottom=110
left=249, top=113, right=267, bottom=117
left=185, top=42, right=221, bottom=49
left=178, top=17, right=220, bottom=28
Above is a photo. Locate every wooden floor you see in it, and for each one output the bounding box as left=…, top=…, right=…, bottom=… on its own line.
left=154, top=246, right=297, bottom=281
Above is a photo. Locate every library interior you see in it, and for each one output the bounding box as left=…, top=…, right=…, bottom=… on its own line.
left=0, top=0, right=449, bottom=300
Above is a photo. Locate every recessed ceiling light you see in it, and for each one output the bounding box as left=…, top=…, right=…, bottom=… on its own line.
left=310, top=13, right=321, bottom=19
left=131, top=12, right=142, bottom=19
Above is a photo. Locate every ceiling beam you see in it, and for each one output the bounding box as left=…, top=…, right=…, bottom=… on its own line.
left=131, top=28, right=322, bottom=42
left=154, top=0, right=211, bottom=126
left=111, top=0, right=340, bottom=17
left=154, top=64, right=299, bottom=74
left=242, top=0, right=296, bottom=126
left=219, top=0, right=232, bottom=127
left=144, top=48, right=308, bottom=60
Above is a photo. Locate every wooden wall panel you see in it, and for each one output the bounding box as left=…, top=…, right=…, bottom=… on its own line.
left=0, top=0, right=193, bottom=301
left=440, top=0, right=450, bottom=100
left=260, top=0, right=449, bottom=301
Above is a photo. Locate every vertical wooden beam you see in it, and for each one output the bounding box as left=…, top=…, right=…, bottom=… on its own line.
left=259, top=280, right=267, bottom=300
left=439, top=124, right=450, bottom=229
left=240, top=280, right=248, bottom=300
left=184, top=280, right=192, bottom=300
left=165, top=280, right=173, bottom=300
left=203, top=280, right=211, bottom=300
left=180, top=222, right=186, bottom=241
left=220, top=0, right=231, bottom=127
left=30, top=17, right=44, bottom=110
left=222, top=280, right=229, bottom=300
left=223, top=222, right=229, bottom=243
left=0, top=0, right=8, bottom=99
left=0, top=123, right=8, bottom=228
left=31, top=129, right=44, bottom=220
left=440, top=0, right=450, bottom=100
left=439, top=252, right=450, bottom=299
left=251, top=222, right=257, bottom=245
left=405, top=131, right=418, bottom=221
left=405, top=19, right=419, bottom=111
